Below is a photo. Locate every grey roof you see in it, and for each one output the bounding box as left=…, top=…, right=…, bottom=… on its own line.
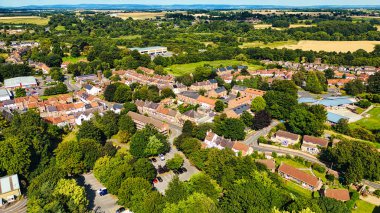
left=0, top=89, right=11, bottom=97
left=2, top=99, right=15, bottom=105
left=113, top=104, right=123, bottom=110
left=146, top=102, right=159, bottom=110
left=218, top=67, right=227, bottom=72
left=209, top=79, right=218, bottom=84
left=232, top=85, right=247, bottom=91
left=85, top=104, right=92, bottom=109
left=4, top=76, right=37, bottom=88
left=238, top=65, right=248, bottom=70
left=84, top=84, right=93, bottom=90
left=327, top=112, right=349, bottom=124
left=215, top=136, right=234, bottom=149
left=214, top=87, right=226, bottom=94
left=226, top=66, right=234, bottom=70
left=0, top=174, right=20, bottom=194
left=233, top=104, right=250, bottom=115
left=76, top=74, right=97, bottom=80
left=180, top=91, right=200, bottom=100
left=47, top=106, right=57, bottom=112
left=183, top=109, right=198, bottom=118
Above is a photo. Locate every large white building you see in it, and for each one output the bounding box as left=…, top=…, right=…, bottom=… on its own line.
left=4, top=76, right=37, bottom=90
left=129, top=46, right=167, bottom=55
left=0, top=89, right=12, bottom=101
left=0, top=174, right=21, bottom=207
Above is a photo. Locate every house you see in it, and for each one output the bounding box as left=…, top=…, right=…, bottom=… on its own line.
left=278, top=163, right=322, bottom=191
left=0, top=174, right=21, bottom=207
left=84, top=84, right=102, bottom=96
left=127, top=111, right=169, bottom=135
left=196, top=96, right=216, bottom=109
left=0, top=89, right=12, bottom=101
left=256, top=159, right=276, bottom=172
left=137, top=67, right=155, bottom=75
left=327, top=79, right=352, bottom=87
left=271, top=130, right=300, bottom=147
left=75, top=74, right=98, bottom=85
left=111, top=104, right=124, bottom=114
left=323, top=189, right=350, bottom=201
left=227, top=96, right=251, bottom=109
left=203, top=131, right=253, bottom=156
left=180, top=110, right=203, bottom=124
left=189, top=79, right=218, bottom=91
left=4, top=76, right=37, bottom=90
left=301, top=135, right=329, bottom=155
left=172, top=83, right=187, bottom=94
left=207, top=86, right=227, bottom=98
left=225, top=104, right=250, bottom=118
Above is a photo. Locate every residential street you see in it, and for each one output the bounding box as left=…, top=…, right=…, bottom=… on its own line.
left=0, top=197, right=27, bottom=213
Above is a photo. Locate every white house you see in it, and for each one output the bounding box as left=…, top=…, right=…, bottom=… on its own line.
left=84, top=84, right=102, bottom=96
left=0, top=89, right=12, bottom=101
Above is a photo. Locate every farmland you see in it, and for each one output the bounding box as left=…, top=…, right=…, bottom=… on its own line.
left=240, top=40, right=298, bottom=49
left=0, top=16, right=49, bottom=25
left=112, top=12, right=167, bottom=20
left=253, top=24, right=315, bottom=30
left=165, top=60, right=264, bottom=76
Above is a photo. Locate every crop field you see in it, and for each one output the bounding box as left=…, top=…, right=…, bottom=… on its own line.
left=0, top=16, right=49, bottom=25
left=113, top=12, right=167, bottom=20
left=165, top=60, right=264, bottom=76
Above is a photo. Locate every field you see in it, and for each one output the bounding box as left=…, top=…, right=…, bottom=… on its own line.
left=165, top=60, right=264, bottom=76
left=354, top=107, right=380, bottom=131
left=0, top=16, right=49, bottom=25
left=241, top=40, right=380, bottom=52
left=114, top=35, right=142, bottom=40
left=353, top=200, right=379, bottom=213
left=62, top=56, right=88, bottom=63
left=112, top=12, right=167, bottom=20
left=284, top=181, right=313, bottom=198
left=253, top=24, right=314, bottom=30
left=0, top=53, right=8, bottom=59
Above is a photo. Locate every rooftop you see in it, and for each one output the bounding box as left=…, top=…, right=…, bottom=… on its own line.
left=0, top=174, right=20, bottom=195
left=303, top=135, right=329, bottom=147
left=275, top=130, right=300, bottom=141
left=129, top=46, right=167, bottom=52
left=4, top=76, right=37, bottom=88
left=324, top=189, right=350, bottom=201
left=278, top=163, right=320, bottom=188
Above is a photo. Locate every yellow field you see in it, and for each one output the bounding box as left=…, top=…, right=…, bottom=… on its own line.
left=278, top=40, right=380, bottom=52
left=250, top=10, right=331, bottom=16
left=254, top=24, right=315, bottom=30
left=240, top=40, right=298, bottom=48
left=0, top=16, right=49, bottom=25
left=113, top=12, right=167, bottom=20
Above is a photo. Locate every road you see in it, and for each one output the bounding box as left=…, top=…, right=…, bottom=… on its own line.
left=244, top=120, right=279, bottom=146
left=64, top=74, right=80, bottom=92
left=0, top=197, right=27, bottom=213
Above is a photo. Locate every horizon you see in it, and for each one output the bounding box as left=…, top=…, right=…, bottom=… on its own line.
left=1, top=1, right=380, bottom=8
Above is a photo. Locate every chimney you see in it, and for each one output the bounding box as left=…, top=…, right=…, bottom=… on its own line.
left=97, top=70, right=102, bottom=82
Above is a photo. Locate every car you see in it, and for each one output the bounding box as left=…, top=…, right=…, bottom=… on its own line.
left=99, top=188, right=107, bottom=196
left=173, top=170, right=180, bottom=175
left=157, top=176, right=163, bottom=182
left=177, top=168, right=184, bottom=174
left=151, top=158, right=157, bottom=162
left=116, top=207, right=126, bottom=213
left=153, top=178, right=158, bottom=183
left=159, top=154, right=165, bottom=161
left=181, top=167, right=187, bottom=172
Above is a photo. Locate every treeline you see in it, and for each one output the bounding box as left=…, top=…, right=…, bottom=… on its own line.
left=0, top=63, right=32, bottom=82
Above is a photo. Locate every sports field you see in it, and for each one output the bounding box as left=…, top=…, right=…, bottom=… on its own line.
left=241, top=40, right=380, bottom=52
left=0, top=16, right=49, bottom=25
left=165, top=60, right=264, bottom=76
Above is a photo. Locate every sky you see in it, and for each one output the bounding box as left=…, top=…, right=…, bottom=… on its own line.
left=1, top=0, right=379, bottom=7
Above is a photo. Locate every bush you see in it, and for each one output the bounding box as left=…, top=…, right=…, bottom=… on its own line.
left=374, top=190, right=380, bottom=197
left=44, top=83, right=68, bottom=96
left=312, top=163, right=326, bottom=173
left=355, top=99, right=372, bottom=108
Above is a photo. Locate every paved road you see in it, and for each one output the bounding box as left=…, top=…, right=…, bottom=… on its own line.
left=0, top=197, right=27, bottom=213
left=79, top=173, right=121, bottom=213
left=64, top=74, right=80, bottom=92
left=244, top=120, right=279, bottom=146
left=362, top=179, right=380, bottom=190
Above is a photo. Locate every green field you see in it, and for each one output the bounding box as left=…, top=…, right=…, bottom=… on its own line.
left=354, top=107, right=380, bottom=131
left=165, top=60, right=264, bottom=76
left=353, top=200, right=380, bottom=213
left=284, top=181, right=313, bottom=198
left=0, top=16, right=49, bottom=25
left=114, top=35, right=142, bottom=40
left=55, top=25, right=66, bottom=31
left=62, top=56, right=88, bottom=63
left=239, top=40, right=298, bottom=49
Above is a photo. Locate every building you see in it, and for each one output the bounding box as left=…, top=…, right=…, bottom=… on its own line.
left=323, top=189, right=350, bottom=201
left=207, top=86, right=227, bottom=98
left=127, top=111, right=169, bottom=135
left=190, top=79, right=218, bottom=91
left=278, top=163, right=322, bottom=191
left=271, top=130, right=300, bottom=146
left=75, top=74, right=98, bottom=85
left=256, top=159, right=276, bottom=172
left=203, top=131, right=253, bottom=156
left=84, top=84, right=102, bottom=96
left=4, top=76, right=37, bottom=90
left=0, top=89, right=12, bottom=101
left=225, top=104, right=250, bottom=118
left=129, top=46, right=167, bottom=55
left=227, top=96, right=251, bottom=109
left=231, top=85, right=266, bottom=99
left=301, top=135, right=329, bottom=155
left=0, top=174, right=21, bottom=207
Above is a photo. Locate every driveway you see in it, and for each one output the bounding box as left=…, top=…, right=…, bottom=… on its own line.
left=1, top=197, right=27, bottom=213
left=78, top=173, right=122, bottom=213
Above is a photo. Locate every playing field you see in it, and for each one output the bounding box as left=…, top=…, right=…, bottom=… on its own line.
left=354, top=107, right=380, bottom=131
left=113, top=12, right=167, bottom=20
left=165, top=60, right=264, bottom=76
left=0, top=16, right=49, bottom=25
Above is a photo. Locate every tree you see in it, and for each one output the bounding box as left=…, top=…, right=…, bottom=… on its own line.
left=305, top=71, right=324, bottom=94
left=252, top=110, right=271, bottom=130
left=95, top=111, right=119, bottom=138
left=132, top=158, right=156, bottom=181
left=50, top=68, right=64, bottom=82
left=113, top=84, right=132, bottom=103
left=182, top=120, right=195, bottom=136
left=163, top=193, right=218, bottom=213
left=118, top=177, right=152, bottom=210
left=166, top=154, right=184, bottom=170
left=287, top=107, right=325, bottom=136
left=118, top=114, right=136, bottom=134
left=53, top=179, right=88, bottom=212
left=251, top=96, right=266, bottom=112
left=70, top=45, right=81, bottom=57
left=15, top=88, right=26, bottom=98
left=165, top=176, right=189, bottom=203
left=122, top=102, right=138, bottom=114
left=367, top=72, right=380, bottom=94
left=324, top=69, right=335, bottom=79
left=45, top=53, right=63, bottom=67
left=161, top=87, right=176, bottom=99
left=317, top=197, right=350, bottom=213
left=333, top=119, right=350, bottom=135
left=55, top=139, right=101, bottom=175
left=104, top=84, right=118, bottom=102
left=240, top=111, right=254, bottom=128
left=264, top=90, right=298, bottom=120
left=355, top=99, right=371, bottom=108
left=344, top=79, right=366, bottom=96
left=0, top=137, right=31, bottom=176
left=214, top=100, right=225, bottom=112
left=77, top=121, right=105, bottom=144
left=214, top=116, right=246, bottom=140
left=187, top=173, right=222, bottom=201
left=130, top=125, right=169, bottom=158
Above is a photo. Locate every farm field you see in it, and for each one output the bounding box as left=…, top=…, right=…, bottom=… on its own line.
left=241, top=40, right=380, bottom=52
left=253, top=24, right=314, bottom=29
left=0, top=16, right=49, bottom=25
left=354, top=107, right=380, bottom=131
left=112, top=12, right=167, bottom=20
left=165, top=60, right=264, bottom=76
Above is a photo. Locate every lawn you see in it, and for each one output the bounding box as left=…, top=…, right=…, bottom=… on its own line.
left=284, top=180, right=313, bottom=198
left=114, top=35, right=141, bottom=40
left=165, top=60, right=265, bottom=76
left=62, top=56, right=88, bottom=63
left=354, top=107, right=380, bottom=131
left=55, top=25, right=66, bottom=31
left=275, top=157, right=309, bottom=169
left=353, top=200, right=379, bottom=213
left=0, top=16, right=49, bottom=25
left=0, top=53, right=8, bottom=59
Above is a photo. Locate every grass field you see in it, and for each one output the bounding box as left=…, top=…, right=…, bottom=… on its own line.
left=62, top=56, right=88, bottom=63
left=165, top=60, right=264, bottom=76
left=113, top=12, right=167, bottom=20
left=0, top=53, right=8, bottom=59
left=354, top=107, right=380, bottom=131
left=353, top=200, right=379, bottom=213
left=284, top=181, right=313, bottom=198
left=0, top=16, right=49, bottom=25
left=240, top=40, right=298, bottom=49
left=55, top=25, right=66, bottom=31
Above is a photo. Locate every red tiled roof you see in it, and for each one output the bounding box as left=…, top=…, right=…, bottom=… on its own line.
left=276, top=130, right=300, bottom=141
left=325, top=189, right=350, bottom=201
left=278, top=163, right=320, bottom=188
left=303, top=135, right=328, bottom=147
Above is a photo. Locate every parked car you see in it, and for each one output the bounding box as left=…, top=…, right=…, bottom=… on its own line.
left=173, top=170, right=180, bottom=175
left=177, top=168, right=184, bottom=174
left=157, top=176, right=163, bottom=182
left=181, top=167, right=187, bottom=172
left=151, top=158, right=157, bottom=162
left=116, top=207, right=126, bottom=213
left=153, top=178, right=158, bottom=183
left=159, top=154, right=165, bottom=161
left=99, top=188, right=107, bottom=196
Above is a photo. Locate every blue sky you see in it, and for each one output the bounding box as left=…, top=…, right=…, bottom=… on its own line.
left=1, top=0, right=379, bottom=7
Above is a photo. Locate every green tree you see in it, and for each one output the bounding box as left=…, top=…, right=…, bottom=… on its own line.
left=163, top=193, right=218, bottom=213
left=165, top=176, right=189, bottom=203
left=113, top=84, right=132, bottom=103
left=252, top=110, right=272, bottom=130
left=214, top=116, right=246, bottom=140
left=240, top=111, right=254, bottom=128
left=77, top=121, right=105, bottom=144
left=70, top=45, right=81, bottom=57
left=0, top=137, right=31, bottom=175
left=118, top=177, right=152, bottom=209
left=132, top=158, right=156, bottom=181
left=161, top=87, right=176, bottom=99
left=95, top=111, right=119, bottom=138
left=367, top=72, right=380, bottom=94
left=15, top=88, right=26, bottom=98
left=344, top=79, right=366, bottom=96
left=187, top=173, right=222, bottom=201
left=305, top=71, right=324, bottom=94
left=251, top=96, right=266, bottom=112
left=287, top=106, right=325, bottom=136
left=333, top=119, right=350, bottom=134
left=50, top=68, right=64, bottom=82
left=166, top=153, right=184, bottom=170
left=214, top=100, right=225, bottom=112
left=104, top=84, right=118, bottom=102
left=118, top=114, right=136, bottom=134
left=324, top=68, right=335, bottom=79
left=122, top=102, right=138, bottom=114
left=53, top=179, right=88, bottom=212
left=130, top=125, right=169, bottom=158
